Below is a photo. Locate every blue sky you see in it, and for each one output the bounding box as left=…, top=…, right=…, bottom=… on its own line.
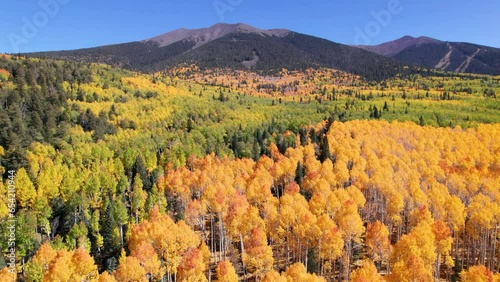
left=1, top=0, right=499, bottom=53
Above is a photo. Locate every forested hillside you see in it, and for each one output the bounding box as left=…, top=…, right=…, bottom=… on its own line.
left=28, top=23, right=415, bottom=81
left=0, top=55, right=92, bottom=170
left=0, top=55, right=499, bottom=281
left=357, top=36, right=500, bottom=76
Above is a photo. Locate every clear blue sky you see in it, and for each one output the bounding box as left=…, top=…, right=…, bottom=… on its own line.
left=1, top=0, right=499, bottom=53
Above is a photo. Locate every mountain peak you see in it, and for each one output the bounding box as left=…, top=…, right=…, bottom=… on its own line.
left=146, top=23, right=290, bottom=48
left=396, top=35, right=441, bottom=45
left=358, top=35, right=442, bottom=56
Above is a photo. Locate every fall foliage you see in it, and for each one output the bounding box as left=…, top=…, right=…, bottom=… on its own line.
left=1, top=55, right=500, bottom=281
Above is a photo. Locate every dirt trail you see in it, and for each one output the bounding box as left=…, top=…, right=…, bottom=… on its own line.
left=435, top=42, right=452, bottom=70
left=455, top=48, right=481, bottom=73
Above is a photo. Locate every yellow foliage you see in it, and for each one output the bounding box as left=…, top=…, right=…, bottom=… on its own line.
left=282, top=263, right=326, bottom=282
left=113, top=253, right=147, bottom=282
left=461, top=264, right=495, bottom=282
left=0, top=68, right=10, bottom=82
left=350, top=260, right=385, bottom=282
left=216, top=261, right=239, bottom=282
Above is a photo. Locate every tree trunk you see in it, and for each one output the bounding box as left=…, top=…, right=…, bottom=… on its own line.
left=346, top=239, right=352, bottom=281
left=286, top=232, right=290, bottom=266
left=210, top=215, right=215, bottom=263
left=119, top=223, right=124, bottom=246
left=218, top=214, right=224, bottom=261
left=436, top=254, right=441, bottom=280
left=305, top=246, right=309, bottom=269
left=491, top=226, right=497, bottom=270
left=240, top=232, right=246, bottom=276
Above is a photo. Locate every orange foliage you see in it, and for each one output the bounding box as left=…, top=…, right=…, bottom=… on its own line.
left=350, top=260, right=385, bottom=282
left=0, top=69, right=10, bottom=82
left=113, top=252, right=147, bottom=282
left=0, top=268, right=15, bottom=282
left=130, top=242, right=163, bottom=279
left=43, top=248, right=98, bottom=282
left=242, top=228, right=274, bottom=278
left=366, top=221, right=391, bottom=263
left=149, top=119, right=500, bottom=281
left=177, top=248, right=207, bottom=281
left=128, top=206, right=200, bottom=276
left=98, top=271, right=118, bottom=282
left=24, top=244, right=97, bottom=282
left=461, top=264, right=496, bottom=282
left=282, top=263, right=326, bottom=282
left=216, top=261, right=239, bottom=282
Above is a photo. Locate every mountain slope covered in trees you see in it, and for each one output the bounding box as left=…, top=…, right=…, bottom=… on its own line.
left=358, top=36, right=500, bottom=75
left=28, top=23, right=411, bottom=81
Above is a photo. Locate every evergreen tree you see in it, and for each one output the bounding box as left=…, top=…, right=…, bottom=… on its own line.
left=132, top=156, right=152, bottom=191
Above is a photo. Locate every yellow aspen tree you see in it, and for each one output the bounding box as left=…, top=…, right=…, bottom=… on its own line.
left=14, top=168, right=36, bottom=209
left=389, top=211, right=436, bottom=282
left=130, top=242, right=163, bottom=280
left=113, top=250, right=147, bottom=282
left=216, top=261, right=239, bottom=282
left=350, top=259, right=385, bottom=282
left=283, top=262, right=326, bottom=282
left=24, top=243, right=57, bottom=282
left=262, top=270, right=287, bottom=282
left=242, top=228, right=274, bottom=279
left=98, top=272, right=118, bottom=282
left=131, top=174, right=147, bottom=224
left=461, top=264, right=495, bottom=282
left=316, top=214, right=343, bottom=276
left=128, top=206, right=200, bottom=279
left=432, top=220, right=454, bottom=279
left=177, top=247, right=208, bottom=282
left=70, top=248, right=99, bottom=281
left=365, top=221, right=391, bottom=269
left=335, top=199, right=365, bottom=280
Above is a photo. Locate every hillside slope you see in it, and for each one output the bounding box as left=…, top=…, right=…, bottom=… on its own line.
left=28, top=23, right=408, bottom=81
left=358, top=36, right=500, bottom=75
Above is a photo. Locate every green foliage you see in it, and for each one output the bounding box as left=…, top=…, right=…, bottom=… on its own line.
left=15, top=209, right=38, bottom=258
left=0, top=57, right=92, bottom=171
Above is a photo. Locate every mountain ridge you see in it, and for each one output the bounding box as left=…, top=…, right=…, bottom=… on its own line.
left=357, top=35, right=500, bottom=75
left=26, top=24, right=500, bottom=78
left=145, top=23, right=290, bottom=49
left=27, top=23, right=407, bottom=81
left=357, top=35, right=442, bottom=56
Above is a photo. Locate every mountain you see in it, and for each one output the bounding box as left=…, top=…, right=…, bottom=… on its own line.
left=358, top=36, right=500, bottom=75
left=146, top=23, right=291, bottom=48
left=358, top=36, right=442, bottom=56
left=27, top=23, right=408, bottom=81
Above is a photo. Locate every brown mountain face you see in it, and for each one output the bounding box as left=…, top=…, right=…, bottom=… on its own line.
left=146, top=23, right=290, bottom=49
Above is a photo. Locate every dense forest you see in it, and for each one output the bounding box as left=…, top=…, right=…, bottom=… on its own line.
left=30, top=30, right=417, bottom=81
left=392, top=41, right=500, bottom=76
left=0, top=54, right=500, bottom=281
